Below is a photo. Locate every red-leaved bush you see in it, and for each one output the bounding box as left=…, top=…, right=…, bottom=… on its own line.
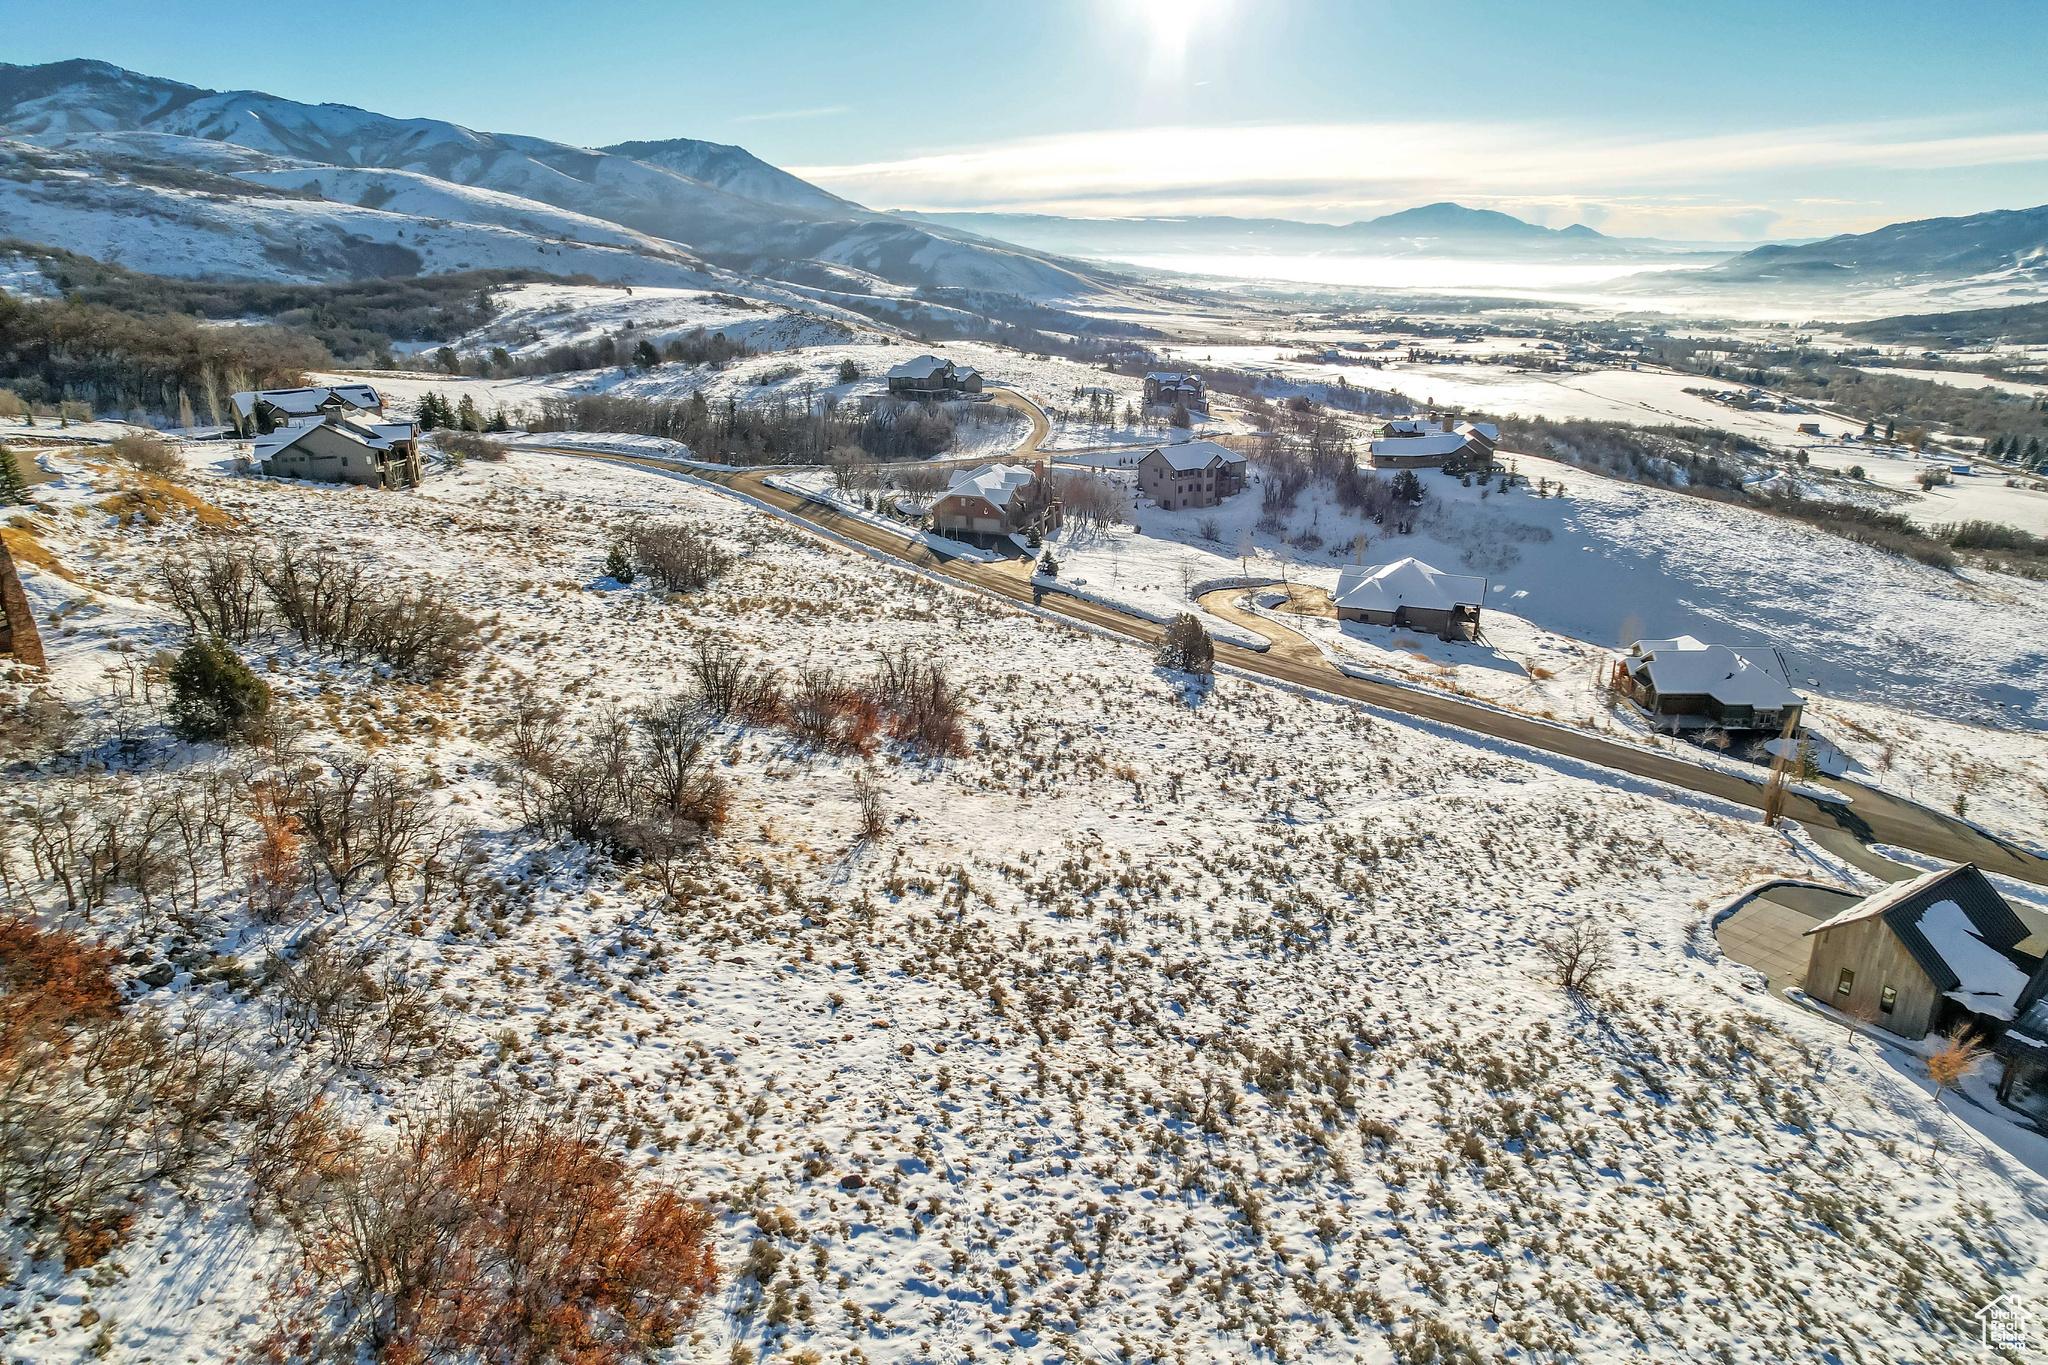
left=262, top=1104, right=718, bottom=1364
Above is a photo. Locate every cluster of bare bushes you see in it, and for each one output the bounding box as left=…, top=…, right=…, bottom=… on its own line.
left=504, top=686, right=731, bottom=880
left=0, top=913, right=251, bottom=1267
left=104, top=432, right=185, bottom=481
left=1047, top=470, right=1128, bottom=530
left=159, top=541, right=479, bottom=680
left=691, top=640, right=965, bottom=758
left=253, top=1100, right=717, bottom=1364
left=625, top=518, right=732, bottom=593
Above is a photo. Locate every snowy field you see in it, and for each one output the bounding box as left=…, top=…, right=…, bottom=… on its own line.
left=998, top=451, right=2048, bottom=732
left=4, top=442, right=2044, bottom=1365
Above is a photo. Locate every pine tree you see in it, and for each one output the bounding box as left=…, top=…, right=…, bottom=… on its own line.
left=603, top=544, right=634, bottom=584
left=1884, top=420, right=1895, bottom=442
left=1988, top=434, right=2005, bottom=458
left=0, top=444, right=28, bottom=505
left=1036, top=549, right=1058, bottom=578
left=456, top=394, right=482, bottom=432
left=487, top=408, right=510, bottom=433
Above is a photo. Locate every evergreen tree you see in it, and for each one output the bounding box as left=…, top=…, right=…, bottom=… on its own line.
left=634, top=339, right=661, bottom=369
left=1988, top=434, right=2006, bottom=458
left=456, top=394, right=482, bottom=432
left=167, top=638, right=271, bottom=743
left=603, top=544, right=634, bottom=584
left=486, top=408, right=510, bottom=433
left=0, top=444, right=28, bottom=505
left=837, top=358, right=860, bottom=384
left=2029, top=436, right=2044, bottom=465
left=1036, top=549, right=1059, bottom=578
left=1884, top=420, right=1895, bottom=442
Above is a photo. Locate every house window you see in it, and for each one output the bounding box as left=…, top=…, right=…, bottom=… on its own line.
left=1880, top=985, right=1896, bottom=1014
left=1835, top=968, right=1855, bottom=998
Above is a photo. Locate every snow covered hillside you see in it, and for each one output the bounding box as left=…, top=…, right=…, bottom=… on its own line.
left=3, top=440, right=2042, bottom=1365
left=0, top=139, right=725, bottom=287
left=0, top=59, right=1125, bottom=305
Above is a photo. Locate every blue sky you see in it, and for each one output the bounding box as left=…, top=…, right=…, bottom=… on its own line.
left=7, top=0, right=2048, bottom=239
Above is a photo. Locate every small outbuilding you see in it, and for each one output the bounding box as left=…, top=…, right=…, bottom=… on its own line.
left=1332, top=557, right=1485, bottom=639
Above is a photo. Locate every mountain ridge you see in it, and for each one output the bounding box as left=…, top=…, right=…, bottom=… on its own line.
left=0, top=58, right=1120, bottom=305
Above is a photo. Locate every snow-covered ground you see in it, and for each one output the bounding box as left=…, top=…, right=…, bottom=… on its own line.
left=5, top=441, right=2044, bottom=1365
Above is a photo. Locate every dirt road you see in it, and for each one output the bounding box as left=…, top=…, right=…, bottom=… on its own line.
left=530, top=446, right=2047, bottom=888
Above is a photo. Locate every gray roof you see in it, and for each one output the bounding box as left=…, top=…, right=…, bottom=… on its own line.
left=1805, top=864, right=2042, bottom=1007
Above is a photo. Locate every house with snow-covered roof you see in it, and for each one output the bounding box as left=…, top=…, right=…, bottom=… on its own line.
left=231, top=385, right=385, bottom=432
left=1802, top=864, right=2048, bottom=1053
left=885, top=355, right=982, bottom=400
left=1614, top=637, right=1802, bottom=734
left=1142, top=371, right=1207, bottom=414
left=1332, top=557, right=1485, bottom=639
left=930, top=461, right=1061, bottom=547
left=256, top=413, right=421, bottom=490
left=1136, top=440, right=1246, bottom=510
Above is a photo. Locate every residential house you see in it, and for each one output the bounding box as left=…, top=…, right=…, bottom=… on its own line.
left=885, top=355, right=983, bottom=400
left=1143, top=372, right=1208, bottom=414
left=1332, top=557, right=1485, bottom=639
left=256, top=413, right=422, bottom=490
left=231, top=384, right=384, bottom=433
left=1135, top=440, right=1246, bottom=511
left=1802, top=865, right=2048, bottom=1069
left=1370, top=431, right=1482, bottom=470
left=930, top=462, right=1062, bottom=547
left=1614, top=636, right=1803, bottom=733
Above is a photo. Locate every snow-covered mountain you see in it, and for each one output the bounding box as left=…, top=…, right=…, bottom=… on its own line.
left=0, top=59, right=1118, bottom=306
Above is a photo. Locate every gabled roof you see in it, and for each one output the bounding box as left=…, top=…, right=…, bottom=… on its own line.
left=941, top=462, right=1037, bottom=509
left=1146, top=371, right=1185, bottom=383
left=1383, top=419, right=1442, bottom=435
left=1456, top=421, right=1499, bottom=442
left=1369, top=432, right=1470, bottom=458
left=1805, top=863, right=2042, bottom=1021
left=1333, top=557, right=1485, bottom=614
left=887, top=355, right=952, bottom=381
left=257, top=416, right=397, bottom=461
left=231, top=385, right=383, bottom=419
left=1143, top=439, right=1244, bottom=473
left=1627, top=639, right=1802, bottom=709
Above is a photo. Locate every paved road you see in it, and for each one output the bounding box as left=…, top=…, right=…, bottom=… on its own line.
left=533, top=445, right=2047, bottom=888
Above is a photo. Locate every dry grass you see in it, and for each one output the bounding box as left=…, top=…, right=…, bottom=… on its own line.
left=97, top=474, right=237, bottom=531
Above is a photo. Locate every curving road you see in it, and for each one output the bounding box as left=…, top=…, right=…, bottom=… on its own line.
left=528, top=444, right=2046, bottom=888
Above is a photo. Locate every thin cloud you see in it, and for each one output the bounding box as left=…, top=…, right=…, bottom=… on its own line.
left=788, top=115, right=2048, bottom=237
left=734, top=105, right=849, bottom=124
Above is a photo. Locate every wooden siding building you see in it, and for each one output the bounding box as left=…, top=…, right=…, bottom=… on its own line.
left=1802, top=864, right=2048, bottom=1044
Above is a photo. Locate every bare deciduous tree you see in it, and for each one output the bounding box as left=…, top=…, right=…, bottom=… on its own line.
left=1536, top=919, right=1615, bottom=996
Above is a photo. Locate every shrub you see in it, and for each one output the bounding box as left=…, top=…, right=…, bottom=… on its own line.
left=869, top=648, right=965, bottom=758
left=1156, top=614, right=1215, bottom=676
left=105, top=433, right=183, bottom=481
left=268, top=1105, right=718, bottom=1364
left=159, top=549, right=266, bottom=643
left=435, top=430, right=508, bottom=462
left=628, top=520, right=732, bottom=593
left=352, top=584, right=480, bottom=681
left=0, top=912, right=249, bottom=1266
left=837, top=358, right=860, bottom=384
left=603, top=544, right=635, bottom=584
left=167, top=638, right=272, bottom=742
